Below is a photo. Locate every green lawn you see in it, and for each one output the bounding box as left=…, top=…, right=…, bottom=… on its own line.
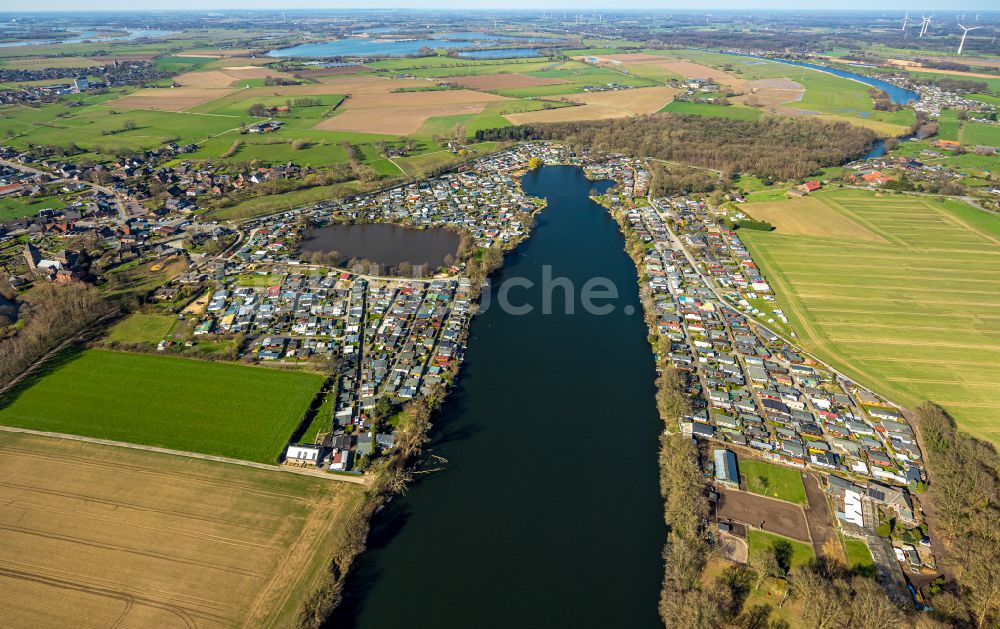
left=0, top=194, right=66, bottom=221
left=740, top=189, right=1000, bottom=447
left=747, top=529, right=815, bottom=570
left=0, top=349, right=324, bottom=463
left=740, top=459, right=808, bottom=505
left=843, top=538, right=875, bottom=574
left=104, top=313, right=176, bottom=345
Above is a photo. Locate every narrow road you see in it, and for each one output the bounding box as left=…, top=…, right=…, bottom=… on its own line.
left=0, top=425, right=367, bottom=485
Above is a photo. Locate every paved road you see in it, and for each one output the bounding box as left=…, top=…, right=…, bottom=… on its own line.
left=0, top=425, right=368, bottom=485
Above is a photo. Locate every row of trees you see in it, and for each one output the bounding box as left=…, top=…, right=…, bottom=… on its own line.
left=914, top=402, right=1000, bottom=628
left=475, top=114, right=878, bottom=181
left=0, top=283, right=108, bottom=388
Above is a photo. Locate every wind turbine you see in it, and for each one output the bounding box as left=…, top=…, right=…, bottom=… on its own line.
left=919, top=15, right=933, bottom=37
left=901, top=12, right=912, bottom=33
left=957, top=23, right=981, bottom=55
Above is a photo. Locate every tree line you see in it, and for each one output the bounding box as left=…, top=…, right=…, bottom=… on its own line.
left=0, top=283, right=108, bottom=388
left=914, top=402, right=1000, bottom=628
left=475, top=114, right=877, bottom=181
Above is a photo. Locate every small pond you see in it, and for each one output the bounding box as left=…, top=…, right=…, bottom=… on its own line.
left=299, top=223, right=460, bottom=271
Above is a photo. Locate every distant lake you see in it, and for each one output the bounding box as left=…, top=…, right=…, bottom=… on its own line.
left=299, top=223, right=459, bottom=270
left=268, top=31, right=556, bottom=58
left=457, top=48, right=544, bottom=59
left=0, top=28, right=177, bottom=48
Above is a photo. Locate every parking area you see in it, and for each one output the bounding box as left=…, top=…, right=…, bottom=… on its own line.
left=715, top=485, right=811, bottom=543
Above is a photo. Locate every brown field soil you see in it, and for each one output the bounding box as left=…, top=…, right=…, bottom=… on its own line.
left=313, top=76, right=435, bottom=93
left=108, top=87, right=239, bottom=112
left=899, top=66, right=1000, bottom=80
left=748, top=77, right=803, bottom=90
left=716, top=486, right=811, bottom=543
left=314, top=89, right=512, bottom=135
left=0, top=430, right=364, bottom=629
left=293, top=66, right=369, bottom=78
left=174, top=68, right=298, bottom=88
left=563, top=85, right=680, bottom=114
left=449, top=72, right=571, bottom=90
left=504, top=103, right=632, bottom=124
left=735, top=81, right=805, bottom=111
left=742, top=196, right=886, bottom=242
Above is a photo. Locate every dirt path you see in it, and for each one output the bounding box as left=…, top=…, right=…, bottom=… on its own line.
left=0, top=425, right=367, bottom=485
left=802, top=473, right=843, bottom=562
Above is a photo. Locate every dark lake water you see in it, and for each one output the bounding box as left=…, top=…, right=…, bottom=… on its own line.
left=299, top=223, right=459, bottom=269
left=330, top=166, right=665, bottom=628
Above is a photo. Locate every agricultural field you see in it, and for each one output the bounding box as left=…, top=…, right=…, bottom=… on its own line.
left=740, top=189, right=1000, bottom=446
left=659, top=100, right=763, bottom=120
left=0, top=430, right=363, bottom=629
left=740, top=459, right=808, bottom=506
left=960, top=121, right=1000, bottom=148
left=0, top=349, right=325, bottom=463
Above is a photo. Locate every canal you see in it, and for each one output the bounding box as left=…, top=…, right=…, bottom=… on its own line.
left=330, top=165, right=665, bottom=628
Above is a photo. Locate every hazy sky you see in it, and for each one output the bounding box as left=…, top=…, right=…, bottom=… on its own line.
left=10, top=2, right=1000, bottom=11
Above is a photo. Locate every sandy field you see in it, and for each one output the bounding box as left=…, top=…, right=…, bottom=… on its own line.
left=0, top=430, right=362, bottom=629
left=563, top=85, right=680, bottom=114
left=174, top=68, right=298, bottom=88
left=743, top=195, right=886, bottom=242
left=449, top=73, right=571, bottom=90
left=504, top=103, right=633, bottom=124
left=294, top=66, right=369, bottom=78
left=109, top=87, right=239, bottom=112
left=314, top=89, right=512, bottom=135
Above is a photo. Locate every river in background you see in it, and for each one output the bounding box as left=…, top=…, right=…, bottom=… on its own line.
left=329, top=165, right=665, bottom=628
left=718, top=51, right=920, bottom=105
left=299, top=223, right=459, bottom=269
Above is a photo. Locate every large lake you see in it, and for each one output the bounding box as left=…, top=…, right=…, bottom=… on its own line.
left=299, top=223, right=459, bottom=269
left=330, top=166, right=664, bottom=628
left=268, top=31, right=553, bottom=58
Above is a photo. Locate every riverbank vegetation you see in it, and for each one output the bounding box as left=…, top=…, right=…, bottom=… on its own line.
left=914, top=402, right=1000, bottom=628
left=475, top=114, right=878, bottom=180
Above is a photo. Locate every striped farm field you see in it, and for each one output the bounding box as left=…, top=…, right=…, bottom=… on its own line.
left=741, top=189, right=1000, bottom=447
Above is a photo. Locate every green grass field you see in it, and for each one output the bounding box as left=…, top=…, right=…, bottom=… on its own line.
left=104, top=313, right=176, bottom=345
left=740, top=189, right=1000, bottom=447
left=740, top=459, right=808, bottom=505
left=0, top=349, right=325, bottom=463
left=960, top=121, right=1000, bottom=148
left=747, top=529, right=816, bottom=570
left=659, top=100, right=763, bottom=120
